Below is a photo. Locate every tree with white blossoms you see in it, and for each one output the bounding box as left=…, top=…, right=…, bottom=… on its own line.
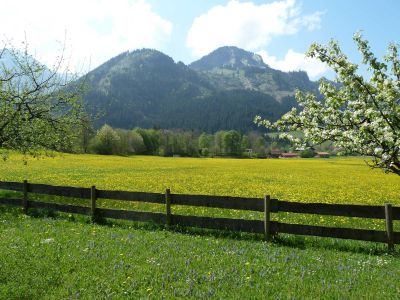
left=255, top=33, right=400, bottom=175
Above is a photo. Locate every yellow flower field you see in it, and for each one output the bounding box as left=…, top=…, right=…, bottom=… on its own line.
left=1, top=153, right=399, bottom=205
left=1, top=153, right=400, bottom=232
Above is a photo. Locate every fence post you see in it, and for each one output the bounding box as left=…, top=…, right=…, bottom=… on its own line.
left=91, top=186, right=97, bottom=222
left=22, top=180, right=28, bottom=214
left=165, top=188, right=171, bottom=226
left=385, top=203, right=394, bottom=252
left=264, top=195, right=271, bottom=241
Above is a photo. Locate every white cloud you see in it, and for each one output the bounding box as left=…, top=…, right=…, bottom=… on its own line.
left=0, top=0, right=172, bottom=72
left=258, top=49, right=329, bottom=79
left=186, top=0, right=322, bottom=57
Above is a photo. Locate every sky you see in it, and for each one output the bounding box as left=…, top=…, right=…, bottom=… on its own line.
left=1, top=0, right=399, bottom=80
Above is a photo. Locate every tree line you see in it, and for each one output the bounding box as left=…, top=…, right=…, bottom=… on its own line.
left=75, top=123, right=298, bottom=158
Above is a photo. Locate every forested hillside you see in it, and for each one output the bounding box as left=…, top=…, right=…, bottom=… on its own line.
left=82, top=47, right=318, bottom=132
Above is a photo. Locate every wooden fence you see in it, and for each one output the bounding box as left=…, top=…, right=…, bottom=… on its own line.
left=0, top=180, right=399, bottom=251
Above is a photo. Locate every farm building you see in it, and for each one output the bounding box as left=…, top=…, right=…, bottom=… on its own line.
left=315, top=152, right=330, bottom=158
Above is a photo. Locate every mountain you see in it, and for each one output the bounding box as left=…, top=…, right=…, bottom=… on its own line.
left=0, top=49, right=16, bottom=69
left=189, top=46, right=267, bottom=71
left=84, top=49, right=217, bottom=129
left=82, top=47, right=318, bottom=132
left=1, top=48, right=60, bottom=85
left=189, top=46, right=317, bottom=101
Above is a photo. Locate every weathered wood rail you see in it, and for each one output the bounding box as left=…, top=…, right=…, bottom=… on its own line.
left=0, top=180, right=399, bottom=251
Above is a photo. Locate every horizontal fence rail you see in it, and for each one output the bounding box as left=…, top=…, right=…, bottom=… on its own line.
left=0, top=180, right=399, bottom=251
left=98, top=190, right=164, bottom=204
left=276, top=200, right=400, bottom=220
left=171, top=194, right=265, bottom=211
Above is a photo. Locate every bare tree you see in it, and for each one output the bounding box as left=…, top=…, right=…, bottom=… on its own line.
left=0, top=40, right=86, bottom=158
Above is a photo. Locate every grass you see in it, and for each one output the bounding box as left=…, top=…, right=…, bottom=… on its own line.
left=1, top=154, right=400, bottom=298
left=1, top=207, right=399, bottom=299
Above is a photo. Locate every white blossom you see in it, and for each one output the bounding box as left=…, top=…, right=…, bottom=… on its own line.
left=255, top=33, right=400, bottom=175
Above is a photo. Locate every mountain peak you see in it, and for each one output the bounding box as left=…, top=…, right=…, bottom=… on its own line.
left=189, top=46, right=268, bottom=71
left=128, top=48, right=174, bottom=62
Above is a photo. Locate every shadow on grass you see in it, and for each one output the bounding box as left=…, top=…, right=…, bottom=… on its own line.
left=272, top=234, right=398, bottom=256
left=1, top=205, right=398, bottom=257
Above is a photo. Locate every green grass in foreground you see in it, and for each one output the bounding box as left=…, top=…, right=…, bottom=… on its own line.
left=0, top=207, right=399, bottom=299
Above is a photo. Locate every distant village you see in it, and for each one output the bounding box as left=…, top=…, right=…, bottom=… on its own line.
left=269, top=150, right=330, bottom=159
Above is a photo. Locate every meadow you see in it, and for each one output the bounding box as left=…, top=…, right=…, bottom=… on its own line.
left=1, top=153, right=400, bottom=229
left=1, top=154, right=400, bottom=298
left=2, top=153, right=400, bottom=204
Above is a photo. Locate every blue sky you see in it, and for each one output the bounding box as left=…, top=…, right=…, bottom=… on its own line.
left=1, top=0, right=399, bottom=79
